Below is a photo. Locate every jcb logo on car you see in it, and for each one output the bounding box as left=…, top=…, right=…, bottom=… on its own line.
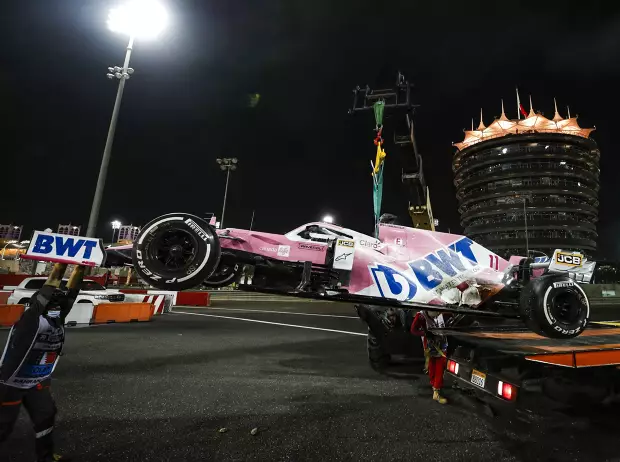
left=337, top=239, right=354, bottom=248
left=556, top=253, right=583, bottom=266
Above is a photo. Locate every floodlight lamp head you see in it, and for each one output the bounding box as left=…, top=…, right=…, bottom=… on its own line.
left=107, top=0, right=169, bottom=39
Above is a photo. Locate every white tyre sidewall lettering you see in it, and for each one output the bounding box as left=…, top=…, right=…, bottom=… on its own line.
left=542, top=285, right=555, bottom=326
left=138, top=216, right=183, bottom=245
left=135, top=215, right=213, bottom=283
left=542, top=281, right=589, bottom=335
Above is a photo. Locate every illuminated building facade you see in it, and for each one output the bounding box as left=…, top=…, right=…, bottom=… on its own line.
left=0, top=224, right=22, bottom=241
left=118, top=225, right=141, bottom=242
left=453, top=100, right=599, bottom=257
left=58, top=224, right=81, bottom=236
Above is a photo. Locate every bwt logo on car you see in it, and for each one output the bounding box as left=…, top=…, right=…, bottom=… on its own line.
left=32, top=234, right=98, bottom=259
left=370, top=237, right=479, bottom=301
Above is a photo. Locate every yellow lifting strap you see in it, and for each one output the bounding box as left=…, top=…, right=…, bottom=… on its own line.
left=373, top=142, right=386, bottom=176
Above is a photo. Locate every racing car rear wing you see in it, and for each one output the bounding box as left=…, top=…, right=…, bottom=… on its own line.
left=529, top=249, right=595, bottom=283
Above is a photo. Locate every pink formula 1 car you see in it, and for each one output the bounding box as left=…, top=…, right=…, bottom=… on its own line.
left=126, top=212, right=595, bottom=339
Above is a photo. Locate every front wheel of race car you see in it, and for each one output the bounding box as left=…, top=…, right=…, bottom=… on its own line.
left=519, top=274, right=589, bottom=339
left=132, top=213, right=221, bottom=291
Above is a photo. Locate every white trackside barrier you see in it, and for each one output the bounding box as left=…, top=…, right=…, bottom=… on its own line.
left=121, top=293, right=149, bottom=304
left=64, top=303, right=95, bottom=325
left=146, top=290, right=178, bottom=308
left=143, top=294, right=168, bottom=315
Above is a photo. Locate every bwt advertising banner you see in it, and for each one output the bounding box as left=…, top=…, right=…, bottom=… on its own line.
left=22, top=231, right=106, bottom=267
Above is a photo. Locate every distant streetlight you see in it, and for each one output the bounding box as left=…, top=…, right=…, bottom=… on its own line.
left=86, top=0, right=168, bottom=238
left=111, top=220, right=122, bottom=243
left=216, top=158, right=238, bottom=228
left=322, top=215, right=334, bottom=224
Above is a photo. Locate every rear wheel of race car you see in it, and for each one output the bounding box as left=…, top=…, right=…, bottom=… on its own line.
left=519, top=274, right=589, bottom=339
left=203, top=259, right=242, bottom=288
left=132, top=213, right=221, bottom=291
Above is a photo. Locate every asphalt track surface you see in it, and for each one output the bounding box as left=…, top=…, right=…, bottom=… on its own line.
left=2, top=302, right=620, bottom=462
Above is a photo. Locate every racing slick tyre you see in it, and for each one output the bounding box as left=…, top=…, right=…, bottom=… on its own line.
left=132, top=213, right=221, bottom=291
left=519, top=274, right=589, bottom=339
left=203, top=259, right=242, bottom=288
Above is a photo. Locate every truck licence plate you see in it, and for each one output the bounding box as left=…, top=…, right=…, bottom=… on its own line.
left=471, top=369, right=486, bottom=388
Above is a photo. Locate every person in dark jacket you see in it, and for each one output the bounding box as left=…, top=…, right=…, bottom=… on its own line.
left=0, top=263, right=84, bottom=462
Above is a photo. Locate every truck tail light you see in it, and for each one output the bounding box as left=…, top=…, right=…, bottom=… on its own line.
left=497, top=380, right=516, bottom=400
left=447, top=360, right=459, bottom=375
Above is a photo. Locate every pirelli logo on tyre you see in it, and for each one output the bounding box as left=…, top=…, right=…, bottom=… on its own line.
left=553, top=281, right=575, bottom=289
left=184, top=218, right=209, bottom=242
left=337, top=239, right=354, bottom=248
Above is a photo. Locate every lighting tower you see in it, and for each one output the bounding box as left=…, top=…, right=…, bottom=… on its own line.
left=86, top=0, right=168, bottom=237
left=216, top=157, right=238, bottom=228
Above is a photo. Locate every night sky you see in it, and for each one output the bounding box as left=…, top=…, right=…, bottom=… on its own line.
left=2, top=1, right=619, bottom=258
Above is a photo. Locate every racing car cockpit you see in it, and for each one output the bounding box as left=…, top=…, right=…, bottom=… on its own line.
left=294, top=224, right=354, bottom=243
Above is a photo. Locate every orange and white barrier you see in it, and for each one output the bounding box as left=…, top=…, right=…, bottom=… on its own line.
left=119, top=289, right=210, bottom=307
left=63, top=302, right=154, bottom=326
left=1, top=297, right=156, bottom=328
left=120, top=292, right=174, bottom=314
left=141, top=294, right=169, bottom=315
left=145, top=290, right=178, bottom=308
left=91, top=302, right=154, bottom=324
left=0, top=304, right=25, bottom=327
